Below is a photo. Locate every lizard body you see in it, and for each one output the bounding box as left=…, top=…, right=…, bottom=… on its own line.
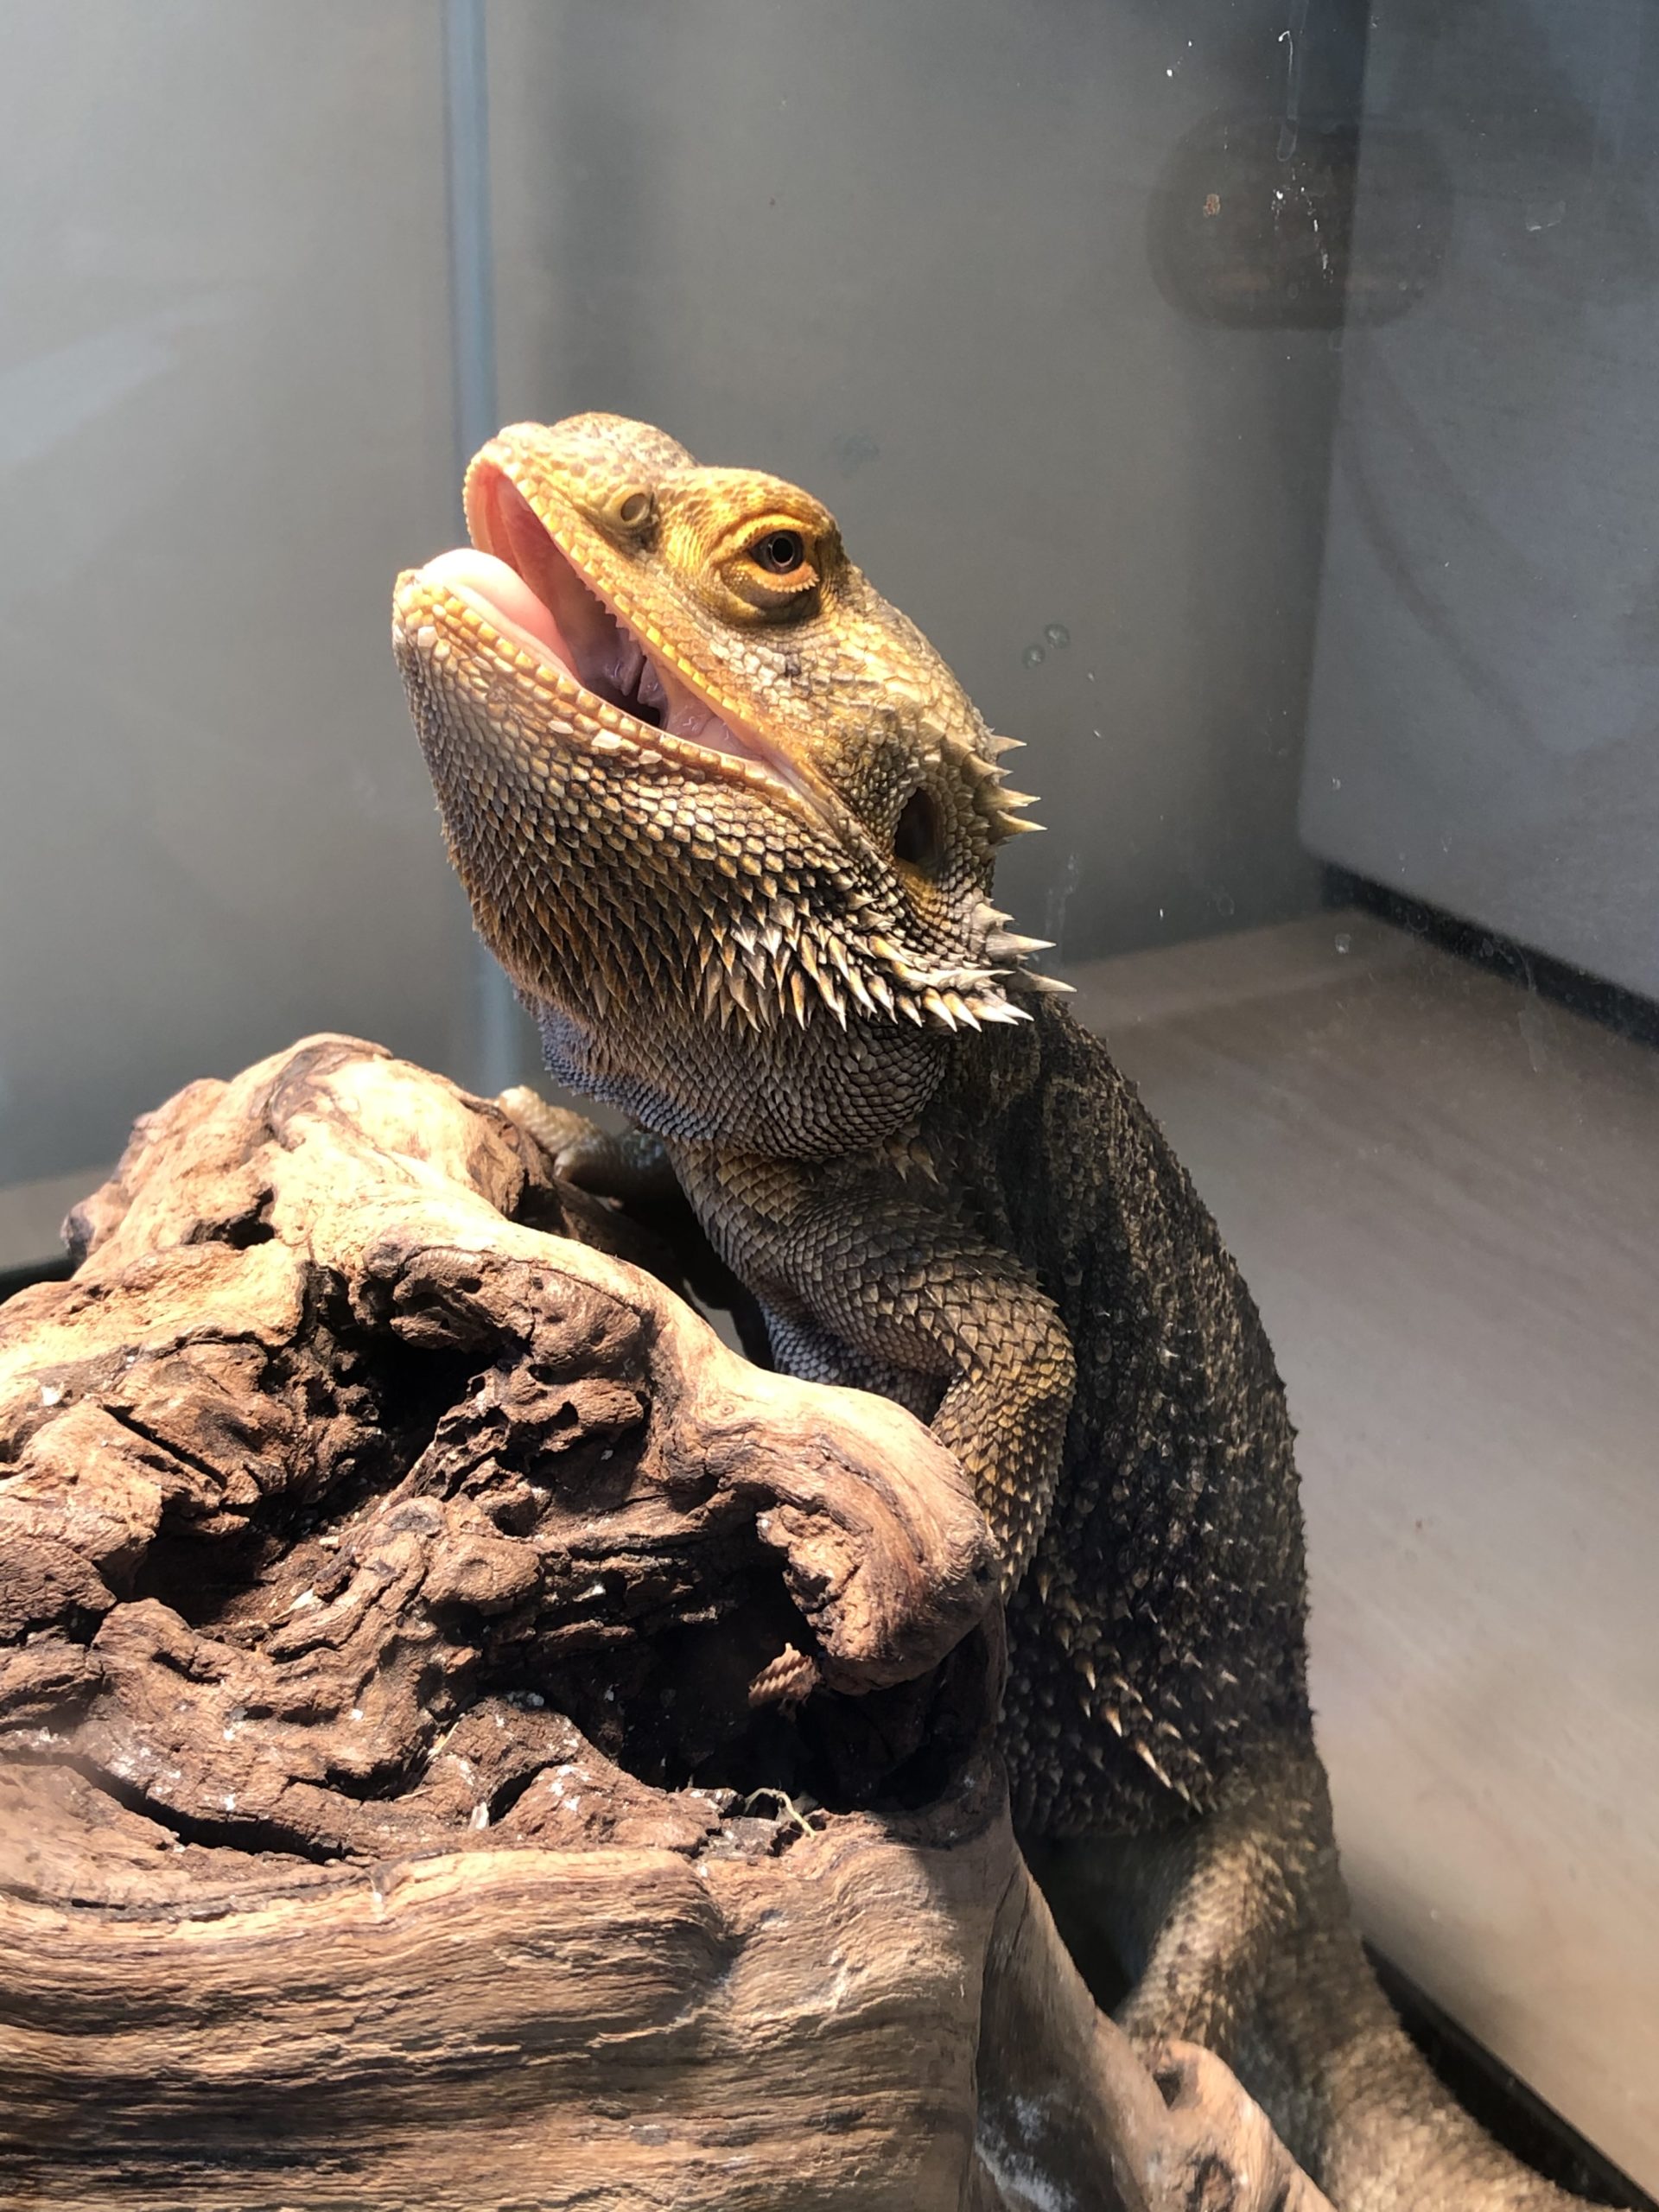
left=394, top=415, right=1590, bottom=2209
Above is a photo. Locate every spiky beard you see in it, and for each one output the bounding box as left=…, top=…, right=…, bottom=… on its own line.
left=397, top=614, right=1063, bottom=1049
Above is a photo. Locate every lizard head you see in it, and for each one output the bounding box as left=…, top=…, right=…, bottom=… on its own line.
left=393, top=414, right=1060, bottom=1153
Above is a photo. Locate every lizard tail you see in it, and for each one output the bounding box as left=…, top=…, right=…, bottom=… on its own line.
left=1046, top=1743, right=1593, bottom=2211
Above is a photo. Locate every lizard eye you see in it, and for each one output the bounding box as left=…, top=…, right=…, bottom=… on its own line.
left=753, top=528, right=807, bottom=575
left=893, top=788, right=944, bottom=871
left=724, top=518, right=825, bottom=613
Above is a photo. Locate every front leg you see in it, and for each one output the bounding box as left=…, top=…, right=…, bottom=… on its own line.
left=497, top=1089, right=679, bottom=1200
left=674, top=1145, right=1076, bottom=1591
left=759, top=1306, right=941, bottom=1423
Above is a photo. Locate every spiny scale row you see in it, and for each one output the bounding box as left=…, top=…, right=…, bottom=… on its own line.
left=420, top=593, right=1074, bottom=1023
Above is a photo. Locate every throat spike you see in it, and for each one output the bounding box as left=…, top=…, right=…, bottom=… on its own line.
left=985, top=931, right=1055, bottom=960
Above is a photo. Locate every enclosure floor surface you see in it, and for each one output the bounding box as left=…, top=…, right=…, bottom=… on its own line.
left=1068, top=910, right=1659, bottom=2192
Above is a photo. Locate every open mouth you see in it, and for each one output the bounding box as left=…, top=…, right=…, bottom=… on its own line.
left=413, top=464, right=810, bottom=799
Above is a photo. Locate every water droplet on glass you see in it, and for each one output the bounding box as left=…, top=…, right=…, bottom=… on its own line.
left=1214, top=889, right=1235, bottom=917
left=1334, top=931, right=1352, bottom=955
left=1044, top=623, right=1071, bottom=649
left=1022, top=644, right=1046, bottom=667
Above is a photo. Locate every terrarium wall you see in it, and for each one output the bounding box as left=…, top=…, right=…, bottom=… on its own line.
left=0, top=0, right=1366, bottom=1205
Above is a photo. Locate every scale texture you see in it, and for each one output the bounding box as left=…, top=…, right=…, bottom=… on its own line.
left=393, top=413, right=1592, bottom=2210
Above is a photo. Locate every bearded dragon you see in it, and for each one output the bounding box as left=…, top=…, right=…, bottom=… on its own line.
left=392, top=413, right=1591, bottom=2210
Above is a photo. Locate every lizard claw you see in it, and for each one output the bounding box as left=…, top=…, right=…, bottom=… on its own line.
left=496, top=1086, right=604, bottom=1178
left=747, top=1643, right=818, bottom=1709
left=496, top=1088, right=676, bottom=1198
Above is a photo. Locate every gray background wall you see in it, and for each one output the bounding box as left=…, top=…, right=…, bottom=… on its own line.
left=0, top=0, right=1351, bottom=1200
left=486, top=0, right=1344, bottom=964
left=0, top=0, right=487, bottom=1194
left=1301, top=0, right=1659, bottom=1002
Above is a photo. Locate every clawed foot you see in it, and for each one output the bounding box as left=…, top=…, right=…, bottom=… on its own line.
left=497, top=1086, right=677, bottom=1200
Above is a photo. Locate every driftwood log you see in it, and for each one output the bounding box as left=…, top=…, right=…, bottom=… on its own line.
left=0, top=1036, right=1330, bottom=2211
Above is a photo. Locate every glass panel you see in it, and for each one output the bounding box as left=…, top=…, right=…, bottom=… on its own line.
left=2, top=0, right=1653, bottom=2194
left=482, top=2, right=1656, bottom=2183
left=0, top=0, right=486, bottom=1231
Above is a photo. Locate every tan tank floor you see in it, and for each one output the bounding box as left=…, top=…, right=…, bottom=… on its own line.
left=1068, top=910, right=1659, bottom=2191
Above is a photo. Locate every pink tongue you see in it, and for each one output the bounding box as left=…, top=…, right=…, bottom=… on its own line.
left=420, top=548, right=576, bottom=671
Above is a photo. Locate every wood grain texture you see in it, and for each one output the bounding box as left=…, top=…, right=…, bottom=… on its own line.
left=1067, top=912, right=1659, bottom=2190
left=0, top=1033, right=1330, bottom=2211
